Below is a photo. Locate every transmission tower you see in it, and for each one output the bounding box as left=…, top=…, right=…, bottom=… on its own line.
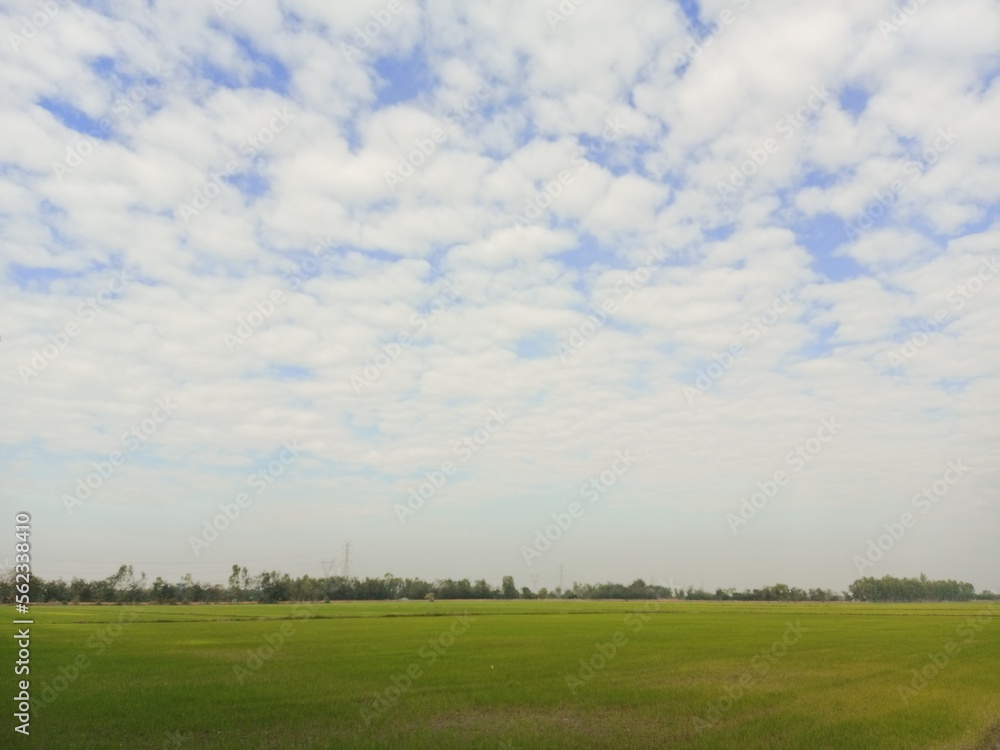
left=342, top=542, right=352, bottom=580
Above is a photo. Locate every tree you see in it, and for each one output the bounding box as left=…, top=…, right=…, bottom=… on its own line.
left=229, top=565, right=241, bottom=601
left=501, top=576, right=517, bottom=599
left=100, top=564, right=133, bottom=602
left=70, top=577, right=94, bottom=602
left=151, top=577, right=175, bottom=603
left=472, top=579, right=495, bottom=599
left=259, top=571, right=292, bottom=603
left=627, top=579, right=649, bottom=598
left=772, top=583, right=791, bottom=601
left=848, top=575, right=977, bottom=602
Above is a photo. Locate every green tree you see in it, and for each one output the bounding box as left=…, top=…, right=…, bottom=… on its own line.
left=151, top=577, right=175, bottom=603
left=229, top=565, right=241, bottom=601
left=501, top=576, right=517, bottom=599
left=472, top=579, right=495, bottom=599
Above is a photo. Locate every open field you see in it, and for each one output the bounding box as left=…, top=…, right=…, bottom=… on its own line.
left=9, top=600, right=1000, bottom=749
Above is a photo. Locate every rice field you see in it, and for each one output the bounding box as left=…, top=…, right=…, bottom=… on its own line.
left=12, top=600, right=1000, bottom=749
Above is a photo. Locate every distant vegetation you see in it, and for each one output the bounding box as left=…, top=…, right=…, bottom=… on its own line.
left=2, top=565, right=995, bottom=604
left=847, top=574, right=978, bottom=602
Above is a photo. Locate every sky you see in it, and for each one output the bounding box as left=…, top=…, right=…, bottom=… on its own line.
left=2, top=0, right=998, bottom=594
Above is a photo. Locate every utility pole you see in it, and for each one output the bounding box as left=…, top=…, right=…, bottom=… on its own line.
left=558, top=564, right=564, bottom=592
left=342, top=542, right=352, bottom=580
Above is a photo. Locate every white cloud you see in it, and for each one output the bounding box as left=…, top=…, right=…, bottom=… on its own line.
left=1, top=0, right=997, bottom=593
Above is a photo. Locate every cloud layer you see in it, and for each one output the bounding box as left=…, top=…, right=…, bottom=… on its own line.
left=2, top=0, right=998, bottom=592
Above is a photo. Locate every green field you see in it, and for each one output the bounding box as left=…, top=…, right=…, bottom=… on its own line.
left=8, top=600, right=1000, bottom=749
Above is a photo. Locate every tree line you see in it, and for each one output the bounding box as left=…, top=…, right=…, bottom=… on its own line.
left=847, top=574, right=978, bottom=602
left=1, top=565, right=994, bottom=604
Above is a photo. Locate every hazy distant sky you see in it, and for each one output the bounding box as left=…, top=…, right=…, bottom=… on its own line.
left=3, top=0, right=998, bottom=594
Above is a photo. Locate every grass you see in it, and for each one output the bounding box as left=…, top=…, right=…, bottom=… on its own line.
left=8, top=600, right=1000, bottom=749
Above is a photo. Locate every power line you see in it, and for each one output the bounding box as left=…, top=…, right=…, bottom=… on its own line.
left=36, top=552, right=343, bottom=566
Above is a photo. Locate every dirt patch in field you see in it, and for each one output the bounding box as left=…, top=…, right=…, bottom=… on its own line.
left=417, top=705, right=697, bottom=748
left=971, top=721, right=1000, bottom=750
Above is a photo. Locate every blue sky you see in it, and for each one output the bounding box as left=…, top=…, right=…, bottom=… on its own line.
left=2, top=0, right=999, bottom=593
